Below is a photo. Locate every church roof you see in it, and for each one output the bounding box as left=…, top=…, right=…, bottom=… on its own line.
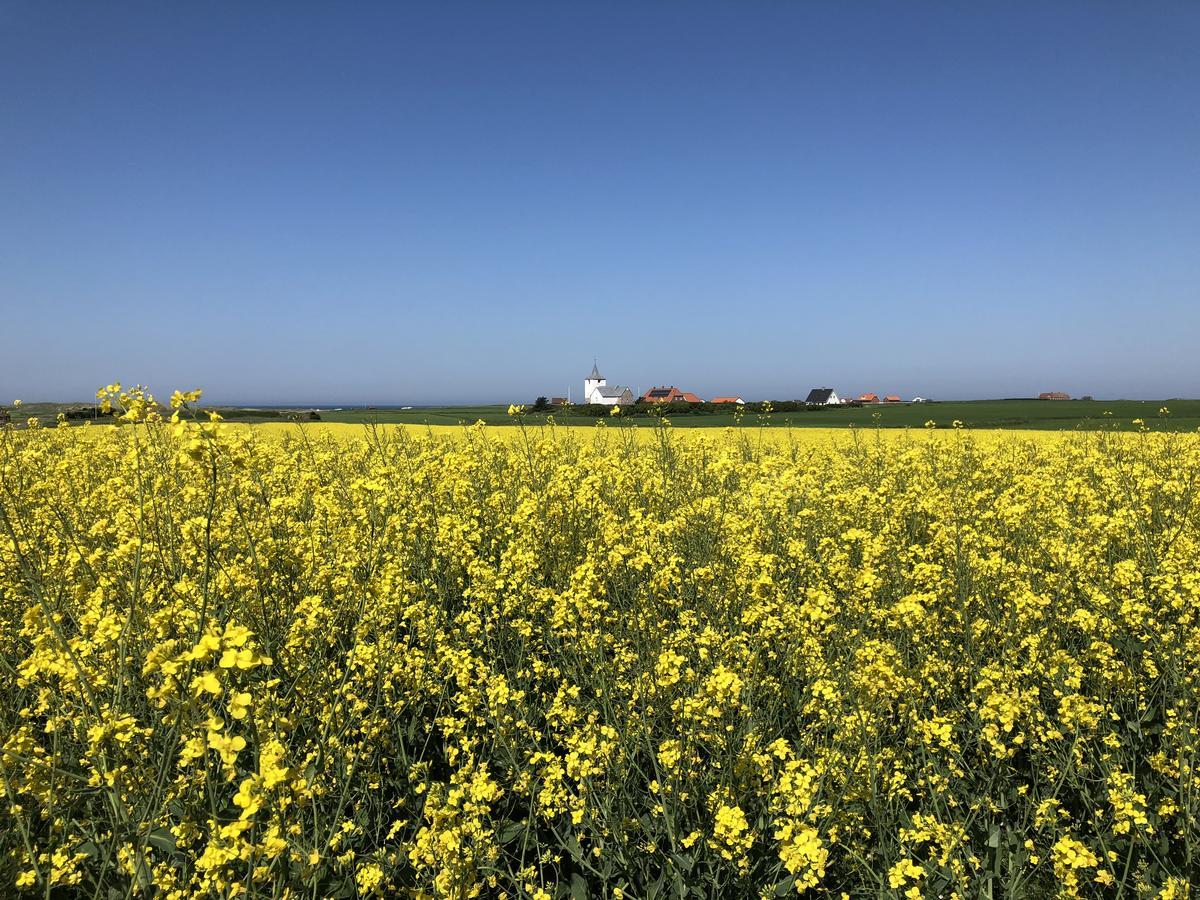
left=593, top=385, right=630, bottom=398
left=588, top=361, right=603, bottom=380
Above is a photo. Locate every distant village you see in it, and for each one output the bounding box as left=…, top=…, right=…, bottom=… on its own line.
left=531, top=362, right=1086, bottom=412
left=544, top=361, right=933, bottom=409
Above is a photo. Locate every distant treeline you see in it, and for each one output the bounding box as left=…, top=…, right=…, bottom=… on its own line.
left=61, top=406, right=116, bottom=421
left=210, top=408, right=322, bottom=421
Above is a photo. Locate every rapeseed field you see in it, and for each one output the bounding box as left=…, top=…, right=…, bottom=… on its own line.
left=2, top=388, right=1198, bottom=898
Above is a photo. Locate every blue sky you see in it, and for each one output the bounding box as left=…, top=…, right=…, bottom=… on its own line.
left=2, top=2, right=1198, bottom=404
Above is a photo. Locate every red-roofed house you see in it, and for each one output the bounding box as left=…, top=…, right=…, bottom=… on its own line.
left=642, top=386, right=705, bottom=403
left=858, top=393, right=879, bottom=403
left=710, top=396, right=744, bottom=405
left=884, top=395, right=902, bottom=403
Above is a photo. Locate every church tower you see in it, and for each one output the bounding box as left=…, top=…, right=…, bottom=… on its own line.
left=584, top=360, right=605, bottom=403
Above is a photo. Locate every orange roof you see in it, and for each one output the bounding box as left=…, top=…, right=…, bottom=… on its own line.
left=884, top=395, right=901, bottom=402
left=642, top=386, right=682, bottom=402
left=710, top=397, right=743, bottom=404
left=858, top=393, right=879, bottom=402
left=642, top=386, right=704, bottom=403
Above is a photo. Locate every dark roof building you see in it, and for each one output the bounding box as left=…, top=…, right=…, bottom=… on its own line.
left=805, top=388, right=839, bottom=405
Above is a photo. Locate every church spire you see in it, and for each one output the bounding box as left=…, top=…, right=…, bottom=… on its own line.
left=589, top=358, right=602, bottom=381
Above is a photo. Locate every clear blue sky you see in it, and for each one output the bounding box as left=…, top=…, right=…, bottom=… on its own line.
left=2, top=2, right=1198, bottom=404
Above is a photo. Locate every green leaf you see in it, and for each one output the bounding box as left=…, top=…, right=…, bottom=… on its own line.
left=565, top=833, right=584, bottom=861
left=774, top=874, right=797, bottom=896
left=671, top=868, right=687, bottom=899
left=147, top=828, right=177, bottom=854
left=497, top=820, right=527, bottom=844
left=570, top=872, right=589, bottom=900
left=670, top=852, right=694, bottom=873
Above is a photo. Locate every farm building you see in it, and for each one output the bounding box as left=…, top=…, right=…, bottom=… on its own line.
left=858, top=393, right=879, bottom=403
left=805, top=388, right=840, bottom=406
left=583, top=362, right=635, bottom=406
left=884, top=395, right=902, bottom=403
left=1039, top=391, right=1071, bottom=400
left=642, top=386, right=704, bottom=403
left=710, top=396, right=745, bottom=405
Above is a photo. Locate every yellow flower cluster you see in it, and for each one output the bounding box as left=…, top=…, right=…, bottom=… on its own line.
left=709, top=798, right=755, bottom=874
left=2, top=404, right=1199, bottom=897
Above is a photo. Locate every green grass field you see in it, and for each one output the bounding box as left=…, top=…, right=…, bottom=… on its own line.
left=236, top=398, right=1198, bottom=431
left=8, top=398, right=1198, bottom=431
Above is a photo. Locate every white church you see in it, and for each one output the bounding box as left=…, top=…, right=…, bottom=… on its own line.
left=583, top=361, right=635, bottom=406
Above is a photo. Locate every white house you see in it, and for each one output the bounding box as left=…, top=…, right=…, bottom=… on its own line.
left=804, top=388, right=840, bottom=406
left=584, top=361, right=635, bottom=406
